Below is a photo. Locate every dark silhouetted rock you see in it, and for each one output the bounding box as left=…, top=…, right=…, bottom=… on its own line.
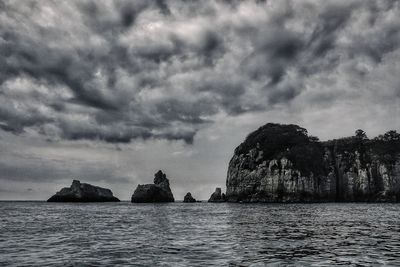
left=183, top=192, right=196, bottom=202
left=208, top=187, right=226, bottom=202
left=47, top=180, right=120, bottom=202
left=226, top=123, right=400, bottom=203
left=131, top=170, right=175, bottom=203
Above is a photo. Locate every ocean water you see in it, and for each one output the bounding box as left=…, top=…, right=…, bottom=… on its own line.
left=0, top=202, right=399, bottom=266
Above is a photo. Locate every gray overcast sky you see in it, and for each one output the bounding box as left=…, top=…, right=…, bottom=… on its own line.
left=0, top=0, right=399, bottom=200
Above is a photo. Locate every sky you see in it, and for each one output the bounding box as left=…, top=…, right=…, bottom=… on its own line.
left=1, top=0, right=400, bottom=200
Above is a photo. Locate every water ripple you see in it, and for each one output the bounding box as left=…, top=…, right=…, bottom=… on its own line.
left=1, top=202, right=400, bottom=266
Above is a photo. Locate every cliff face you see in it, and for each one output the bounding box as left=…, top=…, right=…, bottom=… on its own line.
left=48, top=180, right=120, bottom=202
left=226, top=123, right=400, bottom=202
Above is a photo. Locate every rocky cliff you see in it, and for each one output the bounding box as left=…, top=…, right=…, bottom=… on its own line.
left=47, top=180, right=120, bottom=202
left=226, top=123, right=400, bottom=203
left=131, top=170, right=175, bottom=203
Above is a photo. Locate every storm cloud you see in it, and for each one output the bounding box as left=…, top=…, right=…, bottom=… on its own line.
left=1, top=0, right=400, bottom=199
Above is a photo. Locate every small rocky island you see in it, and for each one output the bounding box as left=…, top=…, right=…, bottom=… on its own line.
left=183, top=192, right=196, bottom=202
left=47, top=180, right=120, bottom=202
left=226, top=123, right=400, bottom=203
left=131, top=170, right=175, bottom=203
left=208, top=187, right=226, bottom=202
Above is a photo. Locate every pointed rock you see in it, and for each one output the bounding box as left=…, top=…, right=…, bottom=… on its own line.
left=183, top=192, right=196, bottom=203
left=131, top=170, right=175, bottom=203
left=208, top=187, right=226, bottom=202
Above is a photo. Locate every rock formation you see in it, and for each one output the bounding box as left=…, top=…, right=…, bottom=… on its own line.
left=183, top=192, right=196, bottom=202
left=47, top=180, right=120, bottom=202
left=208, top=187, right=227, bottom=202
left=131, top=170, right=175, bottom=203
left=226, top=123, right=400, bottom=203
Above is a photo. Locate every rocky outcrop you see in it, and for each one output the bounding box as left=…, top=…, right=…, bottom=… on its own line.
left=47, top=180, right=120, bottom=202
left=208, top=187, right=227, bottom=202
left=131, top=170, right=175, bottom=203
left=226, top=123, right=400, bottom=203
left=183, top=192, right=196, bottom=202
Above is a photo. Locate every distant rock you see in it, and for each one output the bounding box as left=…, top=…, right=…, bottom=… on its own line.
left=183, top=192, right=196, bottom=203
left=131, top=170, right=175, bottom=203
left=47, top=180, right=120, bottom=202
left=208, top=187, right=226, bottom=202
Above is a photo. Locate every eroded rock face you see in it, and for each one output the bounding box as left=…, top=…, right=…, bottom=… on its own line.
left=47, top=180, right=120, bottom=202
left=131, top=170, right=175, bottom=203
left=208, top=187, right=226, bottom=202
left=183, top=192, right=196, bottom=202
left=226, top=123, right=400, bottom=203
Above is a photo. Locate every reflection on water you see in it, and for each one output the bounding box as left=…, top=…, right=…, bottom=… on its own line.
left=0, top=202, right=399, bottom=266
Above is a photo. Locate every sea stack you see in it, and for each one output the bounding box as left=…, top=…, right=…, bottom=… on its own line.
left=131, top=170, right=175, bottom=203
left=183, top=192, right=196, bottom=202
left=47, top=180, right=120, bottom=202
left=226, top=123, right=400, bottom=203
left=208, top=187, right=226, bottom=202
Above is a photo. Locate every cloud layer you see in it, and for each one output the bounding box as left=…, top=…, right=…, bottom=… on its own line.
left=1, top=0, right=399, bottom=144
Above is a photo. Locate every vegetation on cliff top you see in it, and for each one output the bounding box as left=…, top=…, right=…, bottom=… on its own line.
left=235, top=123, right=400, bottom=176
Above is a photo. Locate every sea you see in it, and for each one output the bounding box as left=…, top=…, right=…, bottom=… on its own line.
left=0, top=202, right=399, bottom=266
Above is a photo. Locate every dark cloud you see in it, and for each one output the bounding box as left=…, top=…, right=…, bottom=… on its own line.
left=0, top=0, right=399, bottom=146
left=307, top=2, right=354, bottom=57
left=155, top=0, right=171, bottom=16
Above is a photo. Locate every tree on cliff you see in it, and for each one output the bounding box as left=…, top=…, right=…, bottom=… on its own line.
left=237, top=123, right=310, bottom=158
left=355, top=129, right=368, bottom=140
left=235, top=123, right=325, bottom=177
left=372, top=130, right=400, bottom=166
left=382, top=130, right=400, bottom=142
